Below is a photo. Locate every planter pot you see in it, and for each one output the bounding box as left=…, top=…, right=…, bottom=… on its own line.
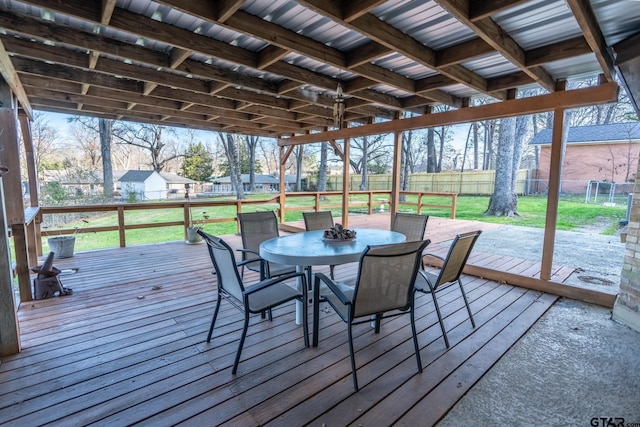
left=186, top=227, right=204, bottom=245
left=48, top=236, right=76, bottom=258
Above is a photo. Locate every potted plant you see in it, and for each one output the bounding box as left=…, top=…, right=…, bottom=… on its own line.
left=47, top=220, right=88, bottom=258
left=184, top=185, right=207, bottom=244
left=186, top=211, right=208, bottom=244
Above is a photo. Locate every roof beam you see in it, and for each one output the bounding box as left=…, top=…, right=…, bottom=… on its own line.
left=469, top=0, right=529, bottom=21
left=279, top=82, right=619, bottom=144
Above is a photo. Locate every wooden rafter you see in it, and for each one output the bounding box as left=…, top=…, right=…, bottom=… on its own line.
left=435, top=0, right=556, bottom=91
left=566, top=0, right=616, bottom=82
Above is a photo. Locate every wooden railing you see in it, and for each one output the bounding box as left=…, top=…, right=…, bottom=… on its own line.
left=36, top=190, right=457, bottom=250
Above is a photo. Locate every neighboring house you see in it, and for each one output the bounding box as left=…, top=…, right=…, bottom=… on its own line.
left=159, top=172, right=198, bottom=196
left=530, top=122, right=640, bottom=194
left=210, top=174, right=297, bottom=193
left=119, top=170, right=167, bottom=200
left=40, top=169, right=104, bottom=197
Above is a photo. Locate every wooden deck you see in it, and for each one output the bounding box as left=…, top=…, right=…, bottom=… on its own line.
left=0, top=216, right=566, bottom=426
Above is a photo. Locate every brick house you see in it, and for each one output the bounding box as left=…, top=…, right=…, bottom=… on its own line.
left=530, top=122, right=640, bottom=194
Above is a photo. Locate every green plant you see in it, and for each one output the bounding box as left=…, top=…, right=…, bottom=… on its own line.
left=43, top=181, right=68, bottom=205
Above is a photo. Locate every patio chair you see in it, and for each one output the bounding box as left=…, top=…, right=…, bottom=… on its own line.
left=392, top=212, right=429, bottom=269
left=414, top=230, right=482, bottom=349
left=198, top=230, right=309, bottom=374
left=237, top=211, right=297, bottom=280
left=391, top=212, right=428, bottom=242
left=313, top=239, right=430, bottom=391
left=302, top=211, right=336, bottom=279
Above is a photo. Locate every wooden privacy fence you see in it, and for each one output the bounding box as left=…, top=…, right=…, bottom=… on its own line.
left=310, top=169, right=530, bottom=195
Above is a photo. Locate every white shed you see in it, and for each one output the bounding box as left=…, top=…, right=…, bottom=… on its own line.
left=119, top=170, right=167, bottom=201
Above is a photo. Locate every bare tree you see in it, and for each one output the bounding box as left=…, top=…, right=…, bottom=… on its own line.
left=217, top=132, right=245, bottom=199
left=349, top=133, right=391, bottom=188
left=69, top=123, right=100, bottom=167
left=257, top=138, right=279, bottom=174
left=244, top=135, right=260, bottom=192
left=114, top=123, right=180, bottom=172
left=31, top=113, right=59, bottom=173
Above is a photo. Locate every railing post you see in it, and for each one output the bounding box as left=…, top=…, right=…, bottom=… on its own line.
left=417, top=192, right=424, bottom=215
left=183, top=200, right=190, bottom=241
left=367, top=191, right=373, bottom=215
left=315, top=193, right=320, bottom=212
left=451, top=193, right=457, bottom=219
left=236, top=201, right=242, bottom=234
left=117, top=206, right=126, bottom=247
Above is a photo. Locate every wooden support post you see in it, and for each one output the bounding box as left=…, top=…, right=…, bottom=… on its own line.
left=341, top=138, right=350, bottom=227
left=18, top=114, right=39, bottom=208
left=0, top=80, right=31, bottom=302
left=117, top=206, right=126, bottom=247
left=0, top=177, right=21, bottom=355
left=541, top=102, right=567, bottom=280
left=279, top=146, right=286, bottom=225
left=390, top=114, right=402, bottom=229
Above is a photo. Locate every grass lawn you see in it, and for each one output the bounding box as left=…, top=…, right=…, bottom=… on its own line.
left=44, top=193, right=628, bottom=253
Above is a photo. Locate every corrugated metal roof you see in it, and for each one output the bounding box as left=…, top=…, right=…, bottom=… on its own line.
left=0, top=0, right=638, bottom=136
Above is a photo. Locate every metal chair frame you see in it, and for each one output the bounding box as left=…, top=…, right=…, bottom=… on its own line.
left=199, top=230, right=309, bottom=374
left=313, top=239, right=430, bottom=391
left=415, top=230, right=482, bottom=348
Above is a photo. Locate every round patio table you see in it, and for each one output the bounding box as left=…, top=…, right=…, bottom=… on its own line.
left=260, top=228, right=406, bottom=345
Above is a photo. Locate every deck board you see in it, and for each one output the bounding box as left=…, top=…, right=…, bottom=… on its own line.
left=1, top=216, right=562, bottom=426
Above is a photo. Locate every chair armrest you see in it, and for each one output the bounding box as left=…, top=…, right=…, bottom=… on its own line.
left=414, top=270, right=436, bottom=293
left=236, top=248, right=261, bottom=258
left=423, top=253, right=445, bottom=262
left=244, top=271, right=306, bottom=295
left=235, top=258, right=262, bottom=268
left=314, top=272, right=352, bottom=305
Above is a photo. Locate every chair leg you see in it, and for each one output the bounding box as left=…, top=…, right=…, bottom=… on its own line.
left=302, top=295, right=309, bottom=348
left=410, top=305, right=423, bottom=373
left=329, top=265, right=335, bottom=280
left=431, top=292, right=450, bottom=348
left=313, top=275, right=321, bottom=347
left=207, top=295, right=222, bottom=342
left=347, top=323, right=359, bottom=392
left=232, top=312, right=250, bottom=374
left=374, top=313, right=382, bottom=333
left=458, top=279, right=476, bottom=328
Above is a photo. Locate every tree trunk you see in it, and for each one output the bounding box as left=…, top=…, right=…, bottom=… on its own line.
left=473, top=122, right=479, bottom=170
left=318, top=141, right=328, bottom=199
left=510, top=115, right=528, bottom=191
left=219, top=133, right=245, bottom=199
left=99, top=118, right=114, bottom=199
left=426, top=128, right=436, bottom=173
left=436, top=126, right=444, bottom=172
left=360, top=136, right=368, bottom=191
left=245, top=135, right=258, bottom=192
left=485, top=117, right=518, bottom=216
left=295, top=145, right=303, bottom=191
